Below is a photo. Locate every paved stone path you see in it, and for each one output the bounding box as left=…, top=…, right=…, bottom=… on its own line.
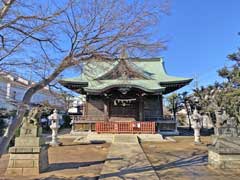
left=99, top=134, right=159, bottom=180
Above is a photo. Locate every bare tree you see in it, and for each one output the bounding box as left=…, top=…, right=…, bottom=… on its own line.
left=0, top=0, right=168, bottom=156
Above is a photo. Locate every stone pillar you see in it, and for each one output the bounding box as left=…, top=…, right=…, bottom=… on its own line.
left=5, top=116, right=48, bottom=176
left=194, top=127, right=201, bottom=143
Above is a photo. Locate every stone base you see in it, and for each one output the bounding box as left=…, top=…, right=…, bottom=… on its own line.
left=5, top=146, right=48, bottom=176
left=15, top=136, right=43, bottom=147
left=49, top=141, right=62, bottom=147
left=208, top=148, right=240, bottom=169
left=159, top=130, right=179, bottom=136
left=194, top=141, right=203, bottom=145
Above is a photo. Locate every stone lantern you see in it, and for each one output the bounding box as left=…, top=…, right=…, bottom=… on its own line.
left=48, top=109, right=61, bottom=146
left=191, top=109, right=202, bottom=144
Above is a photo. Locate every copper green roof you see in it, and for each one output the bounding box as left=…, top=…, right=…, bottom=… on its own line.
left=59, top=58, right=192, bottom=94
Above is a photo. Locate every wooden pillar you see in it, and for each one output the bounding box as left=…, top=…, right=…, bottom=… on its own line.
left=84, top=95, right=89, bottom=119
left=159, top=95, right=163, bottom=117
left=139, top=94, right=144, bottom=121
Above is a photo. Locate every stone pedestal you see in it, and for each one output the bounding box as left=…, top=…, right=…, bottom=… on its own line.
left=208, top=137, right=240, bottom=169
left=194, top=128, right=201, bottom=144
left=49, top=127, right=61, bottom=146
left=5, top=120, right=48, bottom=176
left=208, top=148, right=240, bottom=169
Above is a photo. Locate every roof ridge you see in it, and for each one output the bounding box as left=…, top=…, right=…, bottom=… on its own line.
left=94, top=59, right=153, bottom=80
left=125, top=59, right=153, bottom=79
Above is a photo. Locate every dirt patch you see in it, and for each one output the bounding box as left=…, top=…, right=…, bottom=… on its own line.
left=0, top=138, right=110, bottom=180
left=142, top=136, right=240, bottom=180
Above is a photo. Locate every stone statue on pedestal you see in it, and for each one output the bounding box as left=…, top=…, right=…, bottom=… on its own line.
left=5, top=107, right=48, bottom=176
left=191, top=109, right=202, bottom=144
left=208, top=109, right=240, bottom=169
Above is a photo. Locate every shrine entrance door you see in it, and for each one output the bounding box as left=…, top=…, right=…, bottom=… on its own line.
left=109, top=97, right=139, bottom=121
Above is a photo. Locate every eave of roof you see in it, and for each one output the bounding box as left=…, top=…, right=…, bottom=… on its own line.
left=84, top=80, right=165, bottom=94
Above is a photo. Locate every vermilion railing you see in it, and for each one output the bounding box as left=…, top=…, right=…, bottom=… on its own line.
left=95, top=121, right=155, bottom=134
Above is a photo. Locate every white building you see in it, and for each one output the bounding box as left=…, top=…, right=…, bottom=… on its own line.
left=0, top=72, right=65, bottom=111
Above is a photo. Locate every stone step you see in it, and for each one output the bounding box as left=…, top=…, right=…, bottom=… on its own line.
left=137, top=134, right=164, bottom=142
left=113, top=134, right=139, bottom=144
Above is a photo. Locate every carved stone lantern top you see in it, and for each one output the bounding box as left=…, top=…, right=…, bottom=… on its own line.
left=191, top=109, right=202, bottom=129
left=48, top=109, right=60, bottom=129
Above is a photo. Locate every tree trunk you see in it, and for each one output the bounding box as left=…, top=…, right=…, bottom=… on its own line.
left=172, top=99, right=176, bottom=119
left=187, top=112, right=192, bottom=130
left=185, top=104, right=192, bottom=130
left=0, top=57, right=71, bottom=157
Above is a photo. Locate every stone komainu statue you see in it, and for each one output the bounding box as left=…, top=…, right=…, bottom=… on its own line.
left=5, top=106, right=48, bottom=176
left=215, top=108, right=238, bottom=137
left=22, top=107, right=40, bottom=126
left=221, top=117, right=238, bottom=137
left=208, top=110, right=240, bottom=169
left=21, top=107, right=42, bottom=137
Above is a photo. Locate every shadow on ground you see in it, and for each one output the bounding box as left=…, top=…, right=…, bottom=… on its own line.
left=100, top=153, right=208, bottom=179
left=154, top=153, right=208, bottom=171
left=47, top=160, right=105, bottom=172
left=47, top=157, right=124, bottom=172
left=36, top=175, right=98, bottom=180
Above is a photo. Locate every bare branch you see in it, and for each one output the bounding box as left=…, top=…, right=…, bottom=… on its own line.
left=0, top=0, right=15, bottom=19
left=0, top=0, right=169, bottom=156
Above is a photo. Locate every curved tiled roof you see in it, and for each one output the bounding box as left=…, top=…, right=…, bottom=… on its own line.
left=59, top=58, right=192, bottom=94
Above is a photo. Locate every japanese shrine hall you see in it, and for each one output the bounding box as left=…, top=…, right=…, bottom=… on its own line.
left=60, top=58, right=192, bottom=134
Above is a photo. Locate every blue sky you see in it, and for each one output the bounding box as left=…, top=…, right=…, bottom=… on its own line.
left=159, top=0, right=240, bottom=93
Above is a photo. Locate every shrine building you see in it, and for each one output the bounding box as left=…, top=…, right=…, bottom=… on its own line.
left=60, top=57, right=192, bottom=134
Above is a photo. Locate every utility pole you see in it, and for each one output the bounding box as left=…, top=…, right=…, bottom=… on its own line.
left=194, top=74, right=199, bottom=89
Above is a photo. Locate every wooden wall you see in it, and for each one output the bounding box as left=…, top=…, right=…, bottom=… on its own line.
left=109, top=99, right=138, bottom=121
left=85, top=95, right=105, bottom=121
left=143, top=95, right=163, bottom=121
left=84, top=94, right=163, bottom=122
